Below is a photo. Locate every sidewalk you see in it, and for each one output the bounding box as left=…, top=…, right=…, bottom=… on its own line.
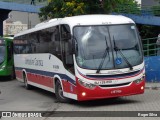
left=145, top=82, right=160, bottom=89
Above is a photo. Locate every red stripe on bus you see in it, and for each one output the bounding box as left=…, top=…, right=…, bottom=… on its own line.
left=62, top=80, right=77, bottom=94
left=27, top=73, right=54, bottom=88
left=15, top=70, right=23, bottom=79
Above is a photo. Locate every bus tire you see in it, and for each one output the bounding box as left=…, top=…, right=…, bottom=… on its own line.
left=10, top=66, right=16, bottom=80
left=55, top=80, right=69, bottom=103
left=23, top=74, right=32, bottom=90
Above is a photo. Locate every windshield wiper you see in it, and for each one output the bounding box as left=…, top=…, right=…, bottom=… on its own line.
left=96, top=36, right=110, bottom=73
left=113, top=36, right=133, bottom=70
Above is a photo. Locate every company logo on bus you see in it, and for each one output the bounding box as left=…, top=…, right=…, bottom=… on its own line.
left=14, top=40, right=28, bottom=44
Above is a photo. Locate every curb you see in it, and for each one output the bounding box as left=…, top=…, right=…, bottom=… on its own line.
left=145, top=86, right=160, bottom=90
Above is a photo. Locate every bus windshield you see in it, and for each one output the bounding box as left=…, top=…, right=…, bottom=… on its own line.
left=0, top=45, right=5, bottom=64
left=73, top=24, right=143, bottom=70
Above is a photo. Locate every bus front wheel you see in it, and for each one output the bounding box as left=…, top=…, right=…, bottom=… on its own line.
left=10, top=66, right=16, bottom=80
left=55, top=80, right=69, bottom=103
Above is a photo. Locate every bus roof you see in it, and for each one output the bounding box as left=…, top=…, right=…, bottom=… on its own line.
left=14, top=15, right=134, bottom=37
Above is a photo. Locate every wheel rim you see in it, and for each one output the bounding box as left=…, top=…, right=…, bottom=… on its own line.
left=58, top=84, right=65, bottom=99
left=24, top=77, right=28, bottom=87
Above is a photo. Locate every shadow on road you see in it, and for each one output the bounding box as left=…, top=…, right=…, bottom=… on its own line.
left=17, top=81, right=141, bottom=107
left=0, top=77, right=15, bottom=82
left=19, top=84, right=57, bottom=101
left=71, top=97, right=140, bottom=107
left=24, top=86, right=140, bottom=107
left=25, top=86, right=141, bottom=106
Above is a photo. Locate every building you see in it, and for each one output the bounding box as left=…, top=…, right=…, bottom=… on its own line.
left=142, top=0, right=159, bottom=7
left=3, top=11, right=40, bottom=36
left=3, top=20, right=27, bottom=36
left=135, top=0, right=160, bottom=7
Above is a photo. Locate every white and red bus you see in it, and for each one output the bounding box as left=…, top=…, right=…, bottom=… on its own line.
left=14, top=15, right=145, bottom=102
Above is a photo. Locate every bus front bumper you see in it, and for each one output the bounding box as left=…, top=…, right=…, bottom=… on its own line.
left=77, top=80, right=145, bottom=101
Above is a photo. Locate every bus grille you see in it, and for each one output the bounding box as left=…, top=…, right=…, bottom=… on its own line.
left=99, top=82, right=131, bottom=88
left=86, top=70, right=140, bottom=79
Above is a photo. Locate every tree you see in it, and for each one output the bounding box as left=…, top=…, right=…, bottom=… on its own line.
left=39, top=0, right=139, bottom=21
left=151, top=5, right=160, bottom=16
left=111, top=0, right=140, bottom=14
left=39, top=0, right=88, bottom=21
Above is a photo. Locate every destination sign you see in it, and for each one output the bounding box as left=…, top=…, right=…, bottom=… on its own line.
left=14, top=40, right=28, bottom=44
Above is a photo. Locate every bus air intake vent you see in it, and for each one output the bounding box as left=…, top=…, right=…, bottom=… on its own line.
left=99, top=82, right=131, bottom=88
left=86, top=70, right=140, bottom=79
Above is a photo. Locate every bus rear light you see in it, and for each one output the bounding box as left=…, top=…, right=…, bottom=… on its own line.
left=78, top=79, right=96, bottom=89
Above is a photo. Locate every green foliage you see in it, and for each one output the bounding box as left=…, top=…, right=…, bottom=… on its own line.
left=39, top=0, right=64, bottom=20
left=39, top=0, right=139, bottom=21
left=112, top=0, right=140, bottom=14
left=39, top=0, right=88, bottom=21
left=138, top=25, right=160, bottom=39
left=137, top=24, right=160, bottom=57
left=151, top=5, right=160, bottom=16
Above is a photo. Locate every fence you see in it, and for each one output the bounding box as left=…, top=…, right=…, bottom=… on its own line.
left=143, top=36, right=160, bottom=82
left=142, top=37, right=158, bottom=56
left=114, top=4, right=160, bottom=16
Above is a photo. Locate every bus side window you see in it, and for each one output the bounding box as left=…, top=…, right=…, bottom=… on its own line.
left=27, top=32, right=37, bottom=53
left=49, top=27, right=57, bottom=54
left=49, top=26, right=62, bottom=60
left=14, top=46, right=19, bottom=54
left=60, top=24, right=74, bottom=74
left=35, top=29, right=52, bottom=53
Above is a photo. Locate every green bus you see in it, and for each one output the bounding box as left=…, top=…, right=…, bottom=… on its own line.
left=0, top=37, right=15, bottom=79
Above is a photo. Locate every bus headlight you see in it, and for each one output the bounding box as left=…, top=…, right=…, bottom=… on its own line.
left=78, top=79, right=96, bottom=89
left=134, top=74, right=145, bottom=84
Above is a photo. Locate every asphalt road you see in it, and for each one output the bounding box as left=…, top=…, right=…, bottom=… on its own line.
left=0, top=78, right=160, bottom=120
